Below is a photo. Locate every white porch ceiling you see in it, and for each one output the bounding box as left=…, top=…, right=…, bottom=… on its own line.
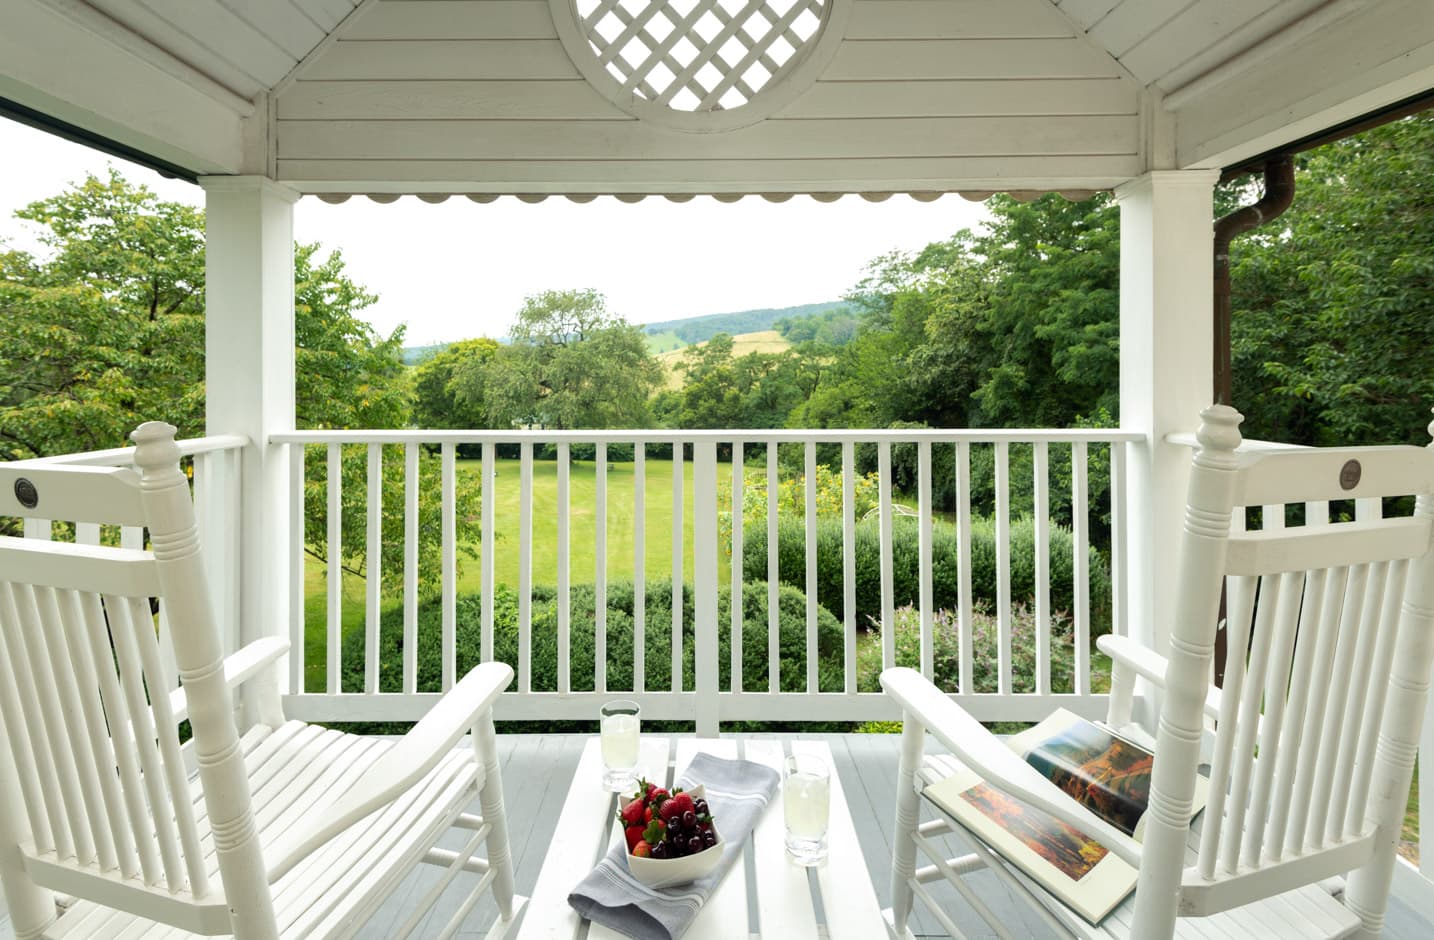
left=1, top=0, right=1431, bottom=192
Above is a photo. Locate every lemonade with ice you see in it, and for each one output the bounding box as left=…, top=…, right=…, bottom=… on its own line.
left=783, top=754, right=830, bottom=864
left=600, top=700, right=640, bottom=791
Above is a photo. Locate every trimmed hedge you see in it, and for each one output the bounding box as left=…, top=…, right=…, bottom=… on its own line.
left=741, top=514, right=1110, bottom=630
left=339, top=579, right=844, bottom=703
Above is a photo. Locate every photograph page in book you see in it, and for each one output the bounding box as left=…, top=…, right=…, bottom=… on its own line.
left=923, top=709, right=1209, bottom=924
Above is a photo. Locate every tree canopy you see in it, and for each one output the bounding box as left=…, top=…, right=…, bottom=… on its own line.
left=453, top=288, right=660, bottom=429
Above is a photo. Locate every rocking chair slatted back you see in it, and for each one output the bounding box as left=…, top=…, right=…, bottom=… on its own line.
left=0, top=423, right=270, bottom=934
left=1133, top=405, right=1434, bottom=929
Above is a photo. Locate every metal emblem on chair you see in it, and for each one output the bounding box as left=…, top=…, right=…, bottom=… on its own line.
left=13, top=477, right=38, bottom=509
left=1340, top=459, right=1362, bottom=490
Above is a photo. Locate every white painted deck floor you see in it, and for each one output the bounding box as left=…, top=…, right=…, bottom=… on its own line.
left=4, top=733, right=1432, bottom=939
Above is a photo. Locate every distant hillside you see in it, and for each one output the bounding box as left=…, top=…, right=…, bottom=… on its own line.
left=656, top=330, right=791, bottom=391
left=401, top=343, right=448, bottom=365
left=641, top=301, right=843, bottom=346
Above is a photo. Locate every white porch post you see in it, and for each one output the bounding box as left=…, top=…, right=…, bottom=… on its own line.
left=1116, top=170, right=1220, bottom=659
left=200, top=176, right=298, bottom=728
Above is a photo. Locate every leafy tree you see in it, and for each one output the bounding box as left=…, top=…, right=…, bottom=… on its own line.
left=460, top=288, right=660, bottom=429
left=0, top=170, right=474, bottom=588
left=412, top=337, right=501, bottom=430
left=1228, top=112, right=1434, bottom=446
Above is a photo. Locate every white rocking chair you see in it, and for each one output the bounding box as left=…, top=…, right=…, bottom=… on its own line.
left=882, top=405, right=1434, bottom=939
left=0, top=422, right=528, bottom=939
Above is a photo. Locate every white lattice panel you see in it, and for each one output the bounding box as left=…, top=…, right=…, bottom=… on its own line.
left=575, top=0, right=826, bottom=112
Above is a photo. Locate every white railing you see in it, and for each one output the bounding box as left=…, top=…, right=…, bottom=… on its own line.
left=9, top=435, right=249, bottom=675
left=271, top=428, right=1141, bottom=732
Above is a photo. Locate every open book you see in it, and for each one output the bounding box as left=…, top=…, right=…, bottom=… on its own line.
left=923, top=709, right=1208, bottom=925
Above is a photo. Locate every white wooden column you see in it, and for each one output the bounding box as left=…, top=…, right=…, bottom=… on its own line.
left=1116, top=170, right=1220, bottom=659
left=200, top=176, right=298, bottom=728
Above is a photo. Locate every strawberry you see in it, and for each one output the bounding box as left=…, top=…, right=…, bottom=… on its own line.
left=644, top=805, right=654, bottom=823
left=632, top=840, right=652, bottom=858
left=619, top=799, right=645, bottom=827
left=659, top=799, right=683, bottom=823
left=665, top=792, right=695, bottom=820
left=649, top=787, right=669, bottom=804
left=625, top=824, right=645, bottom=852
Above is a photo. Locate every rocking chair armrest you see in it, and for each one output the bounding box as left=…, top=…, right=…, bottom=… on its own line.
left=169, top=636, right=290, bottom=725
left=880, top=667, right=1144, bottom=868
left=1097, top=635, right=1224, bottom=721
left=264, top=661, right=514, bottom=884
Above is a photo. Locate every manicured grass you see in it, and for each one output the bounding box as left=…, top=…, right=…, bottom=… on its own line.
left=301, top=456, right=701, bottom=689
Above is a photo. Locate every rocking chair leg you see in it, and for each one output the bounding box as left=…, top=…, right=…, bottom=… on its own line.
left=475, top=716, right=519, bottom=923
left=887, top=711, right=925, bottom=940
left=0, top=718, right=57, bottom=940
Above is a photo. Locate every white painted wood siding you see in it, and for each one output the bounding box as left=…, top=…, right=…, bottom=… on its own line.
left=274, top=0, right=1142, bottom=193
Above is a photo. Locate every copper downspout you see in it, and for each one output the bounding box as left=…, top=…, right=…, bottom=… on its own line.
left=1210, top=155, right=1295, bottom=685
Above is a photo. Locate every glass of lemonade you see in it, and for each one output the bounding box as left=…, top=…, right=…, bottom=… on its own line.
left=600, top=700, right=641, bottom=791
left=783, top=753, right=830, bottom=865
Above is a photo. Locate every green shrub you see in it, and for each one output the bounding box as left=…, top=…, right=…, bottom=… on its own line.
left=741, top=514, right=1110, bottom=630
left=856, top=604, right=1077, bottom=695
left=338, top=579, right=845, bottom=730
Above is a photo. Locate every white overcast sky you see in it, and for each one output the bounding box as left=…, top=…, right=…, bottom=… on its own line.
left=0, top=117, right=989, bottom=344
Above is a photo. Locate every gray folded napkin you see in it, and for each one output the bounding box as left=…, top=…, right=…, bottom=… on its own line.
left=568, top=752, right=780, bottom=940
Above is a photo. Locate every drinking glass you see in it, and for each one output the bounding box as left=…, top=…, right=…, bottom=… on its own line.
left=600, top=700, right=641, bottom=791
left=783, top=753, right=830, bottom=865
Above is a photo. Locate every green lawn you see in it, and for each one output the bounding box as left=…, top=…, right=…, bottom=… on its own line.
left=301, top=456, right=700, bottom=688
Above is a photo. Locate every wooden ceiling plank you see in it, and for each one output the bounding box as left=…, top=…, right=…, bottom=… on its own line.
left=341, top=0, right=555, bottom=40
left=1118, top=0, right=1282, bottom=85
left=216, top=0, right=327, bottom=60
left=1085, top=0, right=1194, bottom=60
left=137, top=0, right=298, bottom=85
left=846, top=0, right=1076, bottom=40
left=82, top=0, right=269, bottom=98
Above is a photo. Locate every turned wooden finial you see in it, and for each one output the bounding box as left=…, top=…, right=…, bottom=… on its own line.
left=129, top=421, right=181, bottom=476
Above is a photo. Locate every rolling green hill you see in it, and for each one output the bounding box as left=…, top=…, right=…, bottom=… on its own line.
left=640, top=301, right=843, bottom=346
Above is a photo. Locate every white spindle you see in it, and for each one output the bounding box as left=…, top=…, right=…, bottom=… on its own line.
left=918, top=441, right=934, bottom=681
left=365, top=444, right=382, bottom=693
left=0, top=588, right=55, bottom=856
left=1265, top=568, right=1328, bottom=860
left=23, top=518, right=51, bottom=540
left=558, top=443, right=571, bottom=695
left=31, top=587, right=112, bottom=870
left=731, top=444, right=745, bottom=693
left=1307, top=564, right=1368, bottom=849
left=289, top=446, right=305, bottom=694
left=519, top=443, right=533, bottom=694
left=694, top=442, right=719, bottom=735
left=441, top=443, right=456, bottom=692
left=1110, top=443, right=1128, bottom=638
left=1071, top=441, right=1090, bottom=695
left=672, top=444, right=684, bottom=694
left=1328, top=561, right=1389, bottom=843
left=1306, top=500, right=1330, bottom=526
left=1355, top=497, right=1380, bottom=522
left=1287, top=567, right=1350, bottom=855
left=404, top=442, right=420, bottom=694
left=767, top=441, right=779, bottom=693
left=805, top=442, right=818, bottom=692
left=53, top=588, right=134, bottom=876
left=481, top=443, right=495, bottom=664
left=1262, top=503, right=1286, bottom=531
left=105, top=593, right=184, bottom=889
left=842, top=442, right=857, bottom=695
left=326, top=443, right=342, bottom=695
left=879, top=442, right=895, bottom=671
left=1241, top=571, right=1304, bottom=868
left=994, top=442, right=1011, bottom=695
left=1033, top=442, right=1051, bottom=694
left=10, top=584, right=91, bottom=871
left=1347, top=559, right=1407, bottom=837
left=634, top=444, right=646, bottom=693
left=1198, top=574, right=1256, bottom=878
left=125, top=594, right=209, bottom=896
left=1221, top=573, right=1281, bottom=874
left=595, top=443, right=608, bottom=694
left=5, top=584, right=74, bottom=863
left=78, top=591, right=160, bottom=883
left=956, top=442, right=973, bottom=694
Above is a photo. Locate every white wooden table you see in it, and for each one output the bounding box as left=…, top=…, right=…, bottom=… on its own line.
left=519, top=737, right=885, bottom=939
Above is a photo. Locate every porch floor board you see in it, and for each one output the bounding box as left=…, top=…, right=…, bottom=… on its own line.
left=3, top=733, right=1430, bottom=939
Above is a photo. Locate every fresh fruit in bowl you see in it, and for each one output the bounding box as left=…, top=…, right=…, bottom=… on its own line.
left=619, top=779, right=723, bottom=887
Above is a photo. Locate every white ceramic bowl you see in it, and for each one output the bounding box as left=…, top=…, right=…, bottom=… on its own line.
left=622, top=784, right=724, bottom=888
